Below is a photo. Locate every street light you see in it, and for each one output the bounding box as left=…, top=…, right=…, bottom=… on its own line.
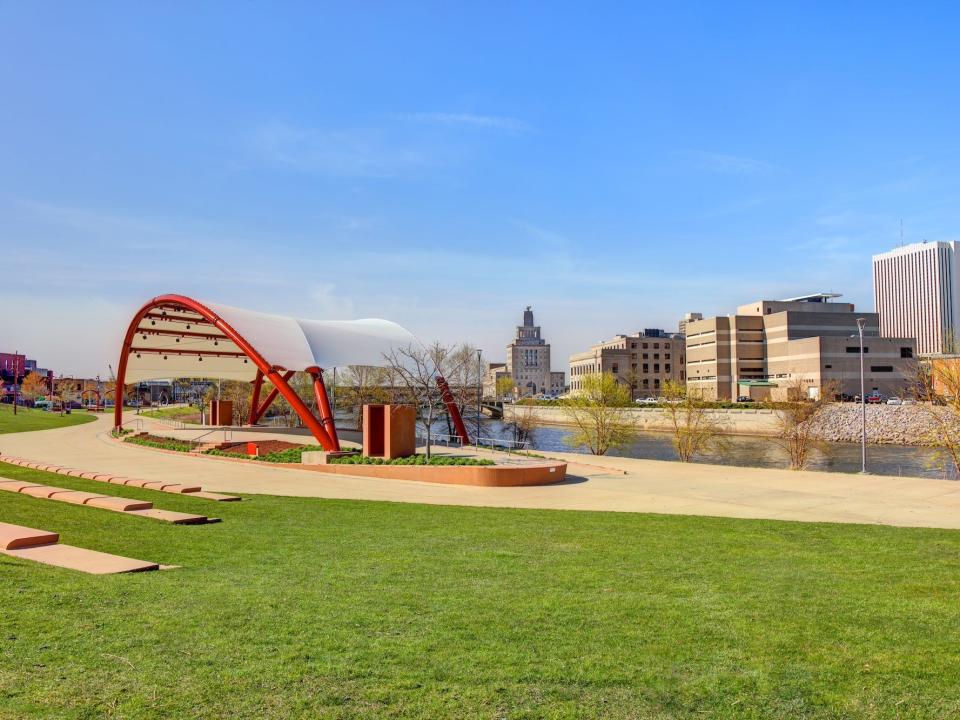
left=476, top=349, right=482, bottom=449
left=856, top=317, right=867, bottom=473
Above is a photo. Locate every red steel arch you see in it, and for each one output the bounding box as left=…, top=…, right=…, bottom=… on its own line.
left=113, top=294, right=339, bottom=450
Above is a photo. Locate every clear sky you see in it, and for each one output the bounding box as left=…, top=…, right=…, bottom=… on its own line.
left=3, top=2, right=960, bottom=377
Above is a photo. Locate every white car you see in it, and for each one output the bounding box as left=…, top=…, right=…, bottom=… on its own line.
left=887, top=397, right=902, bottom=405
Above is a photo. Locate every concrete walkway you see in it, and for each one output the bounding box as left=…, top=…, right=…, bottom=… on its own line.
left=2, top=412, right=960, bottom=529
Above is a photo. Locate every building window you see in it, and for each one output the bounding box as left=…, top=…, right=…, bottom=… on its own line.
left=630, top=343, right=636, bottom=349
left=642, top=364, right=649, bottom=373
left=611, top=363, right=619, bottom=374
left=654, top=378, right=660, bottom=388
left=665, top=343, right=670, bottom=349
left=871, top=366, right=894, bottom=373
left=665, top=353, right=671, bottom=360
left=642, top=343, right=648, bottom=349
left=846, top=346, right=868, bottom=353
left=824, top=364, right=832, bottom=369
left=642, top=353, right=649, bottom=360
left=665, top=364, right=671, bottom=373
left=653, top=343, right=660, bottom=349
left=654, top=364, right=660, bottom=373
left=901, top=347, right=913, bottom=358
left=643, top=379, right=649, bottom=387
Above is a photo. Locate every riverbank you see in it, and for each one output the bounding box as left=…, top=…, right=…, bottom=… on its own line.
left=506, top=402, right=942, bottom=446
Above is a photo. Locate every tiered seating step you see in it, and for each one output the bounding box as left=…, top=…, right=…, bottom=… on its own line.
left=0, top=478, right=211, bottom=524
left=0, top=455, right=239, bottom=501
left=0, top=521, right=160, bottom=574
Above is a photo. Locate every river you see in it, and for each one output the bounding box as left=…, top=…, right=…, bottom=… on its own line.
left=476, top=419, right=955, bottom=480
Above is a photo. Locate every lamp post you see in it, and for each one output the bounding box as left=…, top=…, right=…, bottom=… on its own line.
left=857, top=317, right=867, bottom=473
left=476, top=349, right=482, bottom=449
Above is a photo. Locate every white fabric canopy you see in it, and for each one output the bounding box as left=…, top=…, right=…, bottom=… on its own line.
left=123, top=300, right=418, bottom=383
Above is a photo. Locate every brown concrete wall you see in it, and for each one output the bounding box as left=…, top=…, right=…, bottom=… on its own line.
left=505, top=404, right=782, bottom=436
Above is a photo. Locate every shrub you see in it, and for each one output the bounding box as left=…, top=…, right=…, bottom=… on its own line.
left=328, top=454, right=494, bottom=466
left=124, top=435, right=194, bottom=452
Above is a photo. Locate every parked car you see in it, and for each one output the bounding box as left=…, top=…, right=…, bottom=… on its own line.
left=736, top=396, right=754, bottom=403
left=866, top=393, right=884, bottom=404
left=887, top=397, right=902, bottom=405
left=901, top=398, right=916, bottom=405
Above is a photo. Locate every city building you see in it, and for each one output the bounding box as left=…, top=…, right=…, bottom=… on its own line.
left=685, top=293, right=917, bottom=400
left=873, top=240, right=960, bottom=356
left=569, top=329, right=685, bottom=398
left=484, top=307, right=566, bottom=398
left=678, top=312, right=702, bottom=336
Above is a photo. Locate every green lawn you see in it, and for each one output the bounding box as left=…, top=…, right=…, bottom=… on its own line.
left=0, top=405, right=97, bottom=434
left=139, top=405, right=202, bottom=423
left=1, top=461, right=959, bottom=718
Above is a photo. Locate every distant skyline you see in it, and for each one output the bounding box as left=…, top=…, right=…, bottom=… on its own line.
left=3, top=3, right=960, bottom=376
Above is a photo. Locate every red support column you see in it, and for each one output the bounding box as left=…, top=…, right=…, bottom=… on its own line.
left=436, top=375, right=471, bottom=445
left=250, top=370, right=294, bottom=424
left=249, top=370, right=264, bottom=425
left=308, top=367, right=340, bottom=451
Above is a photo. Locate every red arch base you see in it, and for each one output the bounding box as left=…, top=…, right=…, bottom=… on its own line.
left=113, top=294, right=340, bottom=451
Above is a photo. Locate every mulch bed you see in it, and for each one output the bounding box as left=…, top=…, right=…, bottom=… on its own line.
left=214, top=440, right=307, bottom=455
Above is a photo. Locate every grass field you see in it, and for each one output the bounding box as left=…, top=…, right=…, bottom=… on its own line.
left=139, top=405, right=202, bottom=423
left=1, top=460, right=960, bottom=718
left=0, top=405, right=97, bottom=434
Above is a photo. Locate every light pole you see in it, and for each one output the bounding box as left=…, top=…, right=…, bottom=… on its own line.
left=857, top=317, right=867, bottom=473
left=476, top=349, right=482, bottom=449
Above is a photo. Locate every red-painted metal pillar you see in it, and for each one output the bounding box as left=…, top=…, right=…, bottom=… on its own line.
left=249, top=370, right=294, bottom=424
left=249, top=370, right=264, bottom=425
left=308, top=367, right=340, bottom=451
left=436, top=375, right=471, bottom=445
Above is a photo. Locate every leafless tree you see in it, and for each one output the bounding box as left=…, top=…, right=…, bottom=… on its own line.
left=771, top=379, right=834, bottom=470
left=338, top=365, right=392, bottom=429
left=916, top=359, right=960, bottom=476
left=383, top=342, right=451, bottom=459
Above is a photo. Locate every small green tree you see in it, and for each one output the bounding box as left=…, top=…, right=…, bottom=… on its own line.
left=496, top=376, right=515, bottom=400
left=561, top=372, right=635, bottom=455
left=661, top=380, right=729, bottom=462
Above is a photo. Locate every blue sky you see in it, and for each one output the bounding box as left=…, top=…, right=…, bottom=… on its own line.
left=3, top=2, right=960, bottom=376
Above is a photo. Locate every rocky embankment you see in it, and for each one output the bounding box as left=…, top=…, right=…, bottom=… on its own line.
left=811, top=404, right=939, bottom=445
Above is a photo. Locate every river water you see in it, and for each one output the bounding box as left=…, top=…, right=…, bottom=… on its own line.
left=476, top=419, right=955, bottom=480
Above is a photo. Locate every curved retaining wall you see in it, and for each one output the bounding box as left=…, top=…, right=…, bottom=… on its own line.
left=298, top=460, right=567, bottom=487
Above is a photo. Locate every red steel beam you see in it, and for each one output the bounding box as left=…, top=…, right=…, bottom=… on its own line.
left=249, top=370, right=295, bottom=424
left=249, top=370, right=264, bottom=425
left=307, top=367, right=340, bottom=451
left=436, top=375, right=471, bottom=445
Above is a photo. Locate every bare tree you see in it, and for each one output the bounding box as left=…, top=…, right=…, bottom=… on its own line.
left=339, top=365, right=391, bottom=429
left=383, top=342, right=451, bottom=459
left=561, top=372, right=636, bottom=455
left=503, top=403, right=541, bottom=449
left=771, top=379, right=834, bottom=470
left=660, top=380, right=729, bottom=462
left=916, top=358, right=960, bottom=476
left=441, top=343, right=485, bottom=439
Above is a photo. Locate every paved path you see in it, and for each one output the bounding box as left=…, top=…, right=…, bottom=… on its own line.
left=2, top=413, right=960, bottom=529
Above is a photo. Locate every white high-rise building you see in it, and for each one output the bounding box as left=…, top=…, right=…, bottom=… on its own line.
left=872, top=241, right=960, bottom=355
